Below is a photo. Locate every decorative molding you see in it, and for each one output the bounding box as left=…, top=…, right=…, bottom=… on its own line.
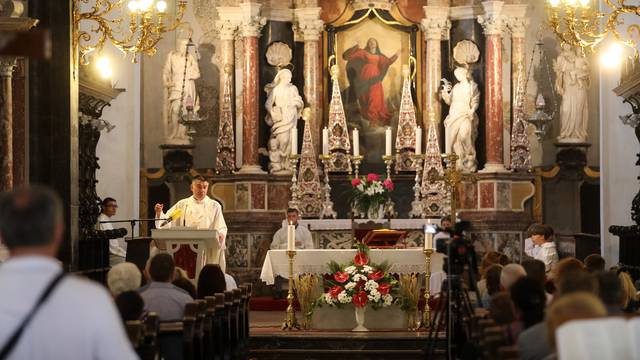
left=421, top=6, right=451, bottom=41
left=294, top=7, right=323, bottom=41
left=478, top=1, right=505, bottom=36
left=394, top=66, right=418, bottom=172
left=263, top=7, right=294, bottom=22
left=326, top=66, right=352, bottom=173
left=0, top=56, right=15, bottom=77
left=239, top=3, right=266, bottom=38
left=351, top=0, right=393, bottom=11
left=215, top=19, right=239, bottom=41
left=504, top=17, right=528, bottom=38
left=449, top=5, right=483, bottom=21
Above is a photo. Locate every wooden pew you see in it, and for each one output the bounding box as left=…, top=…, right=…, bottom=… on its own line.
left=157, top=302, right=197, bottom=360
left=223, top=290, right=235, bottom=360
left=125, top=320, right=144, bottom=348
left=213, top=293, right=227, bottom=360
left=203, top=296, right=216, bottom=359
left=231, top=288, right=242, bottom=358
left=139, top=313, right=159, bottom=360
left=498, top=345, right=520, bottom=360
left=193, top=299, right=207, bottom=360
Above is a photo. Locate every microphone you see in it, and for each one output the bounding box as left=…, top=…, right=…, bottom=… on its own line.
left=160, top=208, right=183, bottom=227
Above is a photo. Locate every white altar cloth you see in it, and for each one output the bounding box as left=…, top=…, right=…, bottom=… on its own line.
left=260, top=249, right=446, bottom=294
left=298, top=219, right=437, bottom=231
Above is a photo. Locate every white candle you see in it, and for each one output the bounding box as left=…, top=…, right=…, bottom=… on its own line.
left=290, top=127, right=298, bottom=155
left=287, top=223, right=295, bottom=251
left=322, top=127, right=329, bottom=155
left=385, top=127, right=392, bottom=156
left=353, top=128, right=360, bottom=157
left=424, top=220, right=434, bottom=250
left=415, top=127, right=422, bottom=155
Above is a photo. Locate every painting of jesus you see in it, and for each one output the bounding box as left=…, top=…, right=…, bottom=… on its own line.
left=342, top=38, right=399, bottom=127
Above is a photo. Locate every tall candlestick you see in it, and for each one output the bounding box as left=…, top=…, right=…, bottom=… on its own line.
left=322, top=127, right=329, bottom=155
left=353, top=128, right=360, bottom=157
left=385, top=127, right=392, bottom=156
left=415, top=127, right=422, bottom=155
left=287, top=223, right=295, bottom=251
left=424, top=220, right=434, bottom=250
left=290, top=128, right=298, bottom=155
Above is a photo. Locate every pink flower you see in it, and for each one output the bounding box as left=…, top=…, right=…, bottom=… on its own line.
left=351, top=178, right=361, bottom=187
left=334, top=271, right=349, bottom=283
left=366, top=173, right=379, bottom=182
left=383, top=179, right=394, bottom=191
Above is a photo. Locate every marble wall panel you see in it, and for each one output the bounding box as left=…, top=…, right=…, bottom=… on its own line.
left=496, top=182, right=512, bottom=210
left=479, top=182, right=495, bottom=209
left=267, top=183, right=291, bottom=210
left=495, top=232, right=522, bottom=262
left=227, top=233, right=248, bottom=268
left=251, top=183, right=266, bottom=210
left=235, top=183, right=249, bottom=210
left=458, top=182, right=478, bottom=210
left=318, top=231, right=352, bottom=249
left=470, top=232, right=494, bottom=256
left=250, top=233, right=273, bottom=268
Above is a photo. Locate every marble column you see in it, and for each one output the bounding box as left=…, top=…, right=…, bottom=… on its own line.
left=215, top=19, right=237, bottom=173
left=0, top=57, right=16, bottom=191
left=295, top=8, right=324, bottom=151
left=508, top=16, right=528, bottom=126
left=478, top=1, right=506, bottom=172
left=421, top=6, right=450, bottom=128
left=238, top=3, right=266, bottom=174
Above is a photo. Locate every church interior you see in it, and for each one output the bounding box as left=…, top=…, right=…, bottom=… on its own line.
left=1, top=0, right=640, bottom=358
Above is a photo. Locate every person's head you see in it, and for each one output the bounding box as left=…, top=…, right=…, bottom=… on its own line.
left=173, top=277, right=197, bottom=299
left=489, top=291, right=516, bottom=325
left=440, top=216, right=452, bottom=229
left=114, top=291, right=145, bottom=322
left=500, top=263, right=527, bottom=291
left=480, top=251, right=509, bottom=277
left=148, top=253, right=175, bottom=283
left=485, top=264, right=503, bottom=296
left=510, top=277, right=546, bottom=329
left=595, top=271, right=625, bottom=312
left=107, top=262, right=142, bottom=296
left=552, top=257, right=585, bottom=283
left=522, top=259, right=546, bottom=287
left=197, top=264, right=227, bottom=299
left=556, top=269, right=597, bottom=297
left=0, top=186, right=64, bottom=257
left=454, top=67, right=468, bottom=82
left=528, top=223, right=553, bottom=245
left=190, top=175, right=209, bottom=201
left=545, top=292, right=606, bottom=349
left=101, top=197, right=118, bottom=217
left=286, top=208, right=300, bottom=226
left=618, top=271, right=638, bottom=310
left=365, top=38, right=378, bottom=53
left=584, top=254, right=605, bottom=273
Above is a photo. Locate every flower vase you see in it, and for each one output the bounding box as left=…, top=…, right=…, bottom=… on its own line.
left=406, top=309, right=421, bottom=331
left=353, top=306, right=368, bottom=332
left=366, top=204, right=384, bottom=220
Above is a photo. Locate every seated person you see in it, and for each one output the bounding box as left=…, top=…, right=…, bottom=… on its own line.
left=107, top=262, right=142, bottom=296
left=138, top=253, right=193, bottom=321
left=115, top=291, right=145, bottom=322
left=528, top=224, right=558, bottom=273
left=271, top=208, right=314, bottom=249
left=433, top=215, right=452, bottom=245
left=197, top=264, right=237, bottom=299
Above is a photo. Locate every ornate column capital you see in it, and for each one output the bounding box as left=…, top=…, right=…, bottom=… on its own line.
left=478, top=1, right=505, bottom=36
left=505, top=18, right=528, bottom=38
left=215, top=20, right=238, bottom=41
left=294, top=7, right=323, bottom=41
left=421, top=6, right=450, bottom=41
left=0, top=56, right=16, bottom=77
left=239, top=2, right=265, bottom=38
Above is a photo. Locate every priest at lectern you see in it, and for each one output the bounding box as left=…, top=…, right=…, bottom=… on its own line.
left=154, top=175, right=228, bottom=270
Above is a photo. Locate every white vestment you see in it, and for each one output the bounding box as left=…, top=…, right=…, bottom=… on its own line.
left=155, top=196, right=228, bottom=271
left=97, top=213, right=127, bottom=258
left=271, top=221, right=314, bottom=250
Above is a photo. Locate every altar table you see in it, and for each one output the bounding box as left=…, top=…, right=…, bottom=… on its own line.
left=260, top=249, right=445, bottom=294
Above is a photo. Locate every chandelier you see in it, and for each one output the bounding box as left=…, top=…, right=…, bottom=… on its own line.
left=74, top=0, right=187, bottom=64
left=546, top=0, right=639, bottom=55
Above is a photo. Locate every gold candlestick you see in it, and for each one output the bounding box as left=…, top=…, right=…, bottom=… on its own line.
left=282, top=250, right=300, bottom=330
left=421, top=248, right=434, bottom=329
left=382, top=155, right=393, bottom=180
left=350, top=155, right=363, bottom=179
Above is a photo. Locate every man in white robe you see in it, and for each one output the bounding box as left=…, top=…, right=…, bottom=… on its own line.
left=154, top=175, right=228, bottom=271
left=271, top=208, right=314, bottom=250
left=96, top=197, right=127, bottom=265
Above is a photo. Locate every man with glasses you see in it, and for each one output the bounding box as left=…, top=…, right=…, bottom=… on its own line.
left=97, top=197, right=127, bottom=265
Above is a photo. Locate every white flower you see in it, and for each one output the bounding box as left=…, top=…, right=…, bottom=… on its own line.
left=356, top=184, right=364, bottom=191
left=337, top=291, right=352, bottom=304
left=345, top=282, right=356, bottom=290
left=324, top=293, right=335, bottom=305
left=362, top=265, right=373, bottom=273
left=364, top=280, right=379, bottom=291
left=353, top=274, right=367, bottom=282
left=367, top=290, right=381, bottom=302
left=382, top=294, right=393, bottom=307
left=345, top=266, right=356, bottom=274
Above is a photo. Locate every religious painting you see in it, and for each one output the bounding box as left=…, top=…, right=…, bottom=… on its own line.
left=326, top=7, right=420, bottom=169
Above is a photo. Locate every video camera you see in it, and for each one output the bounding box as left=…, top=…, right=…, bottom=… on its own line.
left=432, top=221, right=478, bottom=277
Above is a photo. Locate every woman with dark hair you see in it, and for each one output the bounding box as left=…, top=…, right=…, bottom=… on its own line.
left=197, top=264, right=228, bottom=299
left=510, top=277, right=546, bottom=329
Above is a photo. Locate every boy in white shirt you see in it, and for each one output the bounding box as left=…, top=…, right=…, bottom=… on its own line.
left=529, top=223, right=559, bottom=273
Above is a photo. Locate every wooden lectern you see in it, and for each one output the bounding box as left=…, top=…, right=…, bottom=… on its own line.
left=151, top=227, right=220, bottom=281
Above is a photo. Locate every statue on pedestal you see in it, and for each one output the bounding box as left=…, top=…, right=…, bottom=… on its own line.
left=265, top=68, right=304, bottom=174
left=554, top=44, right=590, bottom=143
left=441, top=67, right=480, bottom=172
left=162, top=37, right=201, bottom=145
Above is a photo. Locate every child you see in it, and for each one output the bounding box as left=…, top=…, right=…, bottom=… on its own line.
left=529, top=224, right=559, bottom=273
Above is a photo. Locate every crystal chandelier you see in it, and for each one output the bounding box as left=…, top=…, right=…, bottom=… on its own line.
left=74, top=0, right=187, bottom=64
left=546, top=0, right=639, bottom=55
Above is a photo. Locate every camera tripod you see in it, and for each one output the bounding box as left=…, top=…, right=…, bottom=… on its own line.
left=425, top=274, right=475, bottom=360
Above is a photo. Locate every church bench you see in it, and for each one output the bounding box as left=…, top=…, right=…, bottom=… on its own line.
left=497, top=345, right=519, bottom=360
left=193, top=299, right=207, bottom=360
left=203, top=297, right=216, bottom=359
left=125, top=320, right=144, bottom=348
left=157, top=302, right=197, bottom=360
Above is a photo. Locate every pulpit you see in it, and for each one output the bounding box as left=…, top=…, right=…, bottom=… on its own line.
left=152, top=228, right=220, bottom=280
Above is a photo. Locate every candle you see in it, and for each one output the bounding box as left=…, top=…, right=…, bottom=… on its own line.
left=385, top=127, right=392, bottom=156
left=415, top=126, right=422, bottom=155
left=287, top=223, right=295, bottom=251
left=353, top=128, right=360, bottom=157
left=290, top=127, right=298, bottom=155
left=322, top=127, right=329, bottom=155
left=424, top=220, right=434, bottom=250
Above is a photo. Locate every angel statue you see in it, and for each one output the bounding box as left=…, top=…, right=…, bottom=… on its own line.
left=264, top=68, right=304, bottom=174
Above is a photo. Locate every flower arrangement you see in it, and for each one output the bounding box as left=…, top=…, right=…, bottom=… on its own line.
left=320, top=243, right=398, bottom=309
left=350, top=173, right=394, bottom=218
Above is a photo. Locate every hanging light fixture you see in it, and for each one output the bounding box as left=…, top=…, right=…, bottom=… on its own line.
left=74, top=0, right=187, bottom=64
left=178, top=37, right=203, bottom=142
left=546, top=0, right=639, bottom=56
left=523, top=35, right=558, bottom=141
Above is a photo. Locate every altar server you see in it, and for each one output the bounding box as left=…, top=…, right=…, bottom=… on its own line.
left=271, top=208, right=314, bottom=250
left=154, top=175, right=228, bottom=270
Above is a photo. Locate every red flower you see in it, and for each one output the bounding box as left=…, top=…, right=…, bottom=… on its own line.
left=368, top=270, right=384, bottom=281
left=366, top=173, right=379, bottom=182
left=354, top=252, right=369, bottom=266
left=351, top=178, right=361, bottom=187
left=334, top=271, right=349, bottom=283
left=353, top=290, right=368, bottom=308
left=329, top=285, right=343, bottom=299
left=383, top=178, right=394, bottom=191
left=378, top=283, right=391, bottom=295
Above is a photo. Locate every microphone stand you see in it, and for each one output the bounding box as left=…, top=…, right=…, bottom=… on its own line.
left=99, top=218, right=168, bottom=239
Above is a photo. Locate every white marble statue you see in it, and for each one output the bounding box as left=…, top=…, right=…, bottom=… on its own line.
left=554, top=44, right=590, bottom=143
left=162, top=38, right=201, bottom=144
left=441, top=67, right=480, bottom=172
left=264, top=68, right=304, bottom=174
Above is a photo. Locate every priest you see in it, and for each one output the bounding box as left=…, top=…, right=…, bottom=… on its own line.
left=271, top=208, right=314, bottom=250
left=154, top=175, right=228, bottom=270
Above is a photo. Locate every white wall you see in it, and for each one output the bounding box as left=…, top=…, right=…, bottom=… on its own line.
left=95, top=46, right=141, bottom=236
